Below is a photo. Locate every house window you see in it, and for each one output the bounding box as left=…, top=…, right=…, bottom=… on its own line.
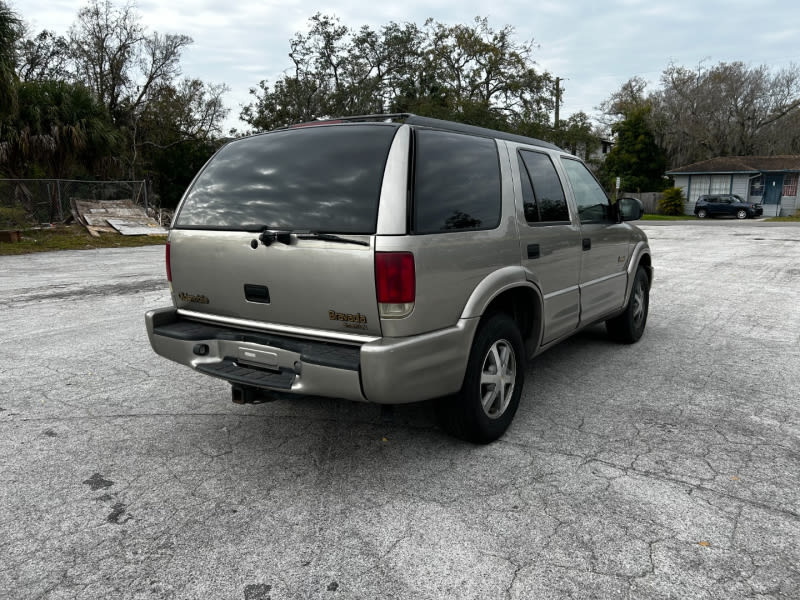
left=783, top=174, right=798, bottom=197
left=750, top=175, right=763, bottom=196
left=688, top=175, right=710, bottom=205
left=710, top=175, right=729, bottom=194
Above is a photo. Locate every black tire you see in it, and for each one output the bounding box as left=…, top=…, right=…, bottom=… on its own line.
left=696, top=208, right=707, bottom=218
left=436, top=313, right=525, bottom=444
left=606, top=266, right=649, bottom=344
left=736, top=209, right=748, bottom=220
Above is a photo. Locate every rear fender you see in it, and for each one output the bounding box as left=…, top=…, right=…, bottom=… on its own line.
left=626, top=242, right=653, bottom=298
left=459, top=266, right=544, bottom=352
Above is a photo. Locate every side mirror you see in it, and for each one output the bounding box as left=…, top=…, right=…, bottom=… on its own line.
left=619, top=197, right=644, bottom=221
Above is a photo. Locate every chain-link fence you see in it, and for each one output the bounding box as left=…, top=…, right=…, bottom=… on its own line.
left=0, top=179, right=148, bottom=225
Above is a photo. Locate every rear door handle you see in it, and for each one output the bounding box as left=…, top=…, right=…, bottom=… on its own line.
left=582, top=238, right=591, bottom=251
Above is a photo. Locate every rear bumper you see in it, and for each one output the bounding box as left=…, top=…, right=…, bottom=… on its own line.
left=145, top=307, right=477, bottom=404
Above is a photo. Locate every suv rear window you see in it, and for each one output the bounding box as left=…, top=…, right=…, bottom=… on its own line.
left=173, top=124, right=399, bottom=233
left=413, top=129, right=501, bottom=234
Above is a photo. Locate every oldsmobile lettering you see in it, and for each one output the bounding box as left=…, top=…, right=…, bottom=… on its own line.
left=178, top=292, right=210, bottom=305
left=329, top=310, right=367, bottom=324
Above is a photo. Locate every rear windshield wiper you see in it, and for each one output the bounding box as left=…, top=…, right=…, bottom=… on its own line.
left=295, top=232, right=370, bottom=246
left=257, top=229, right=369, bottom=247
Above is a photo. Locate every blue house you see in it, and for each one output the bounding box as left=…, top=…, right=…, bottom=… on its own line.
left=667, top=156, right=800, bottom=217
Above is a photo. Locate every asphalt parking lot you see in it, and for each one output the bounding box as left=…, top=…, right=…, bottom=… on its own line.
left=1, top=221, right=798, bottom=600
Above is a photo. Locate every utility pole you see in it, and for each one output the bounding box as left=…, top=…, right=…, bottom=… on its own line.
left=554, top=77, right=560, bottom=130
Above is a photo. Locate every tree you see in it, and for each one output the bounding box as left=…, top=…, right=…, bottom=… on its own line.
left=599, top=105, right=668, bottom=193
left=599, top=62, right=800, bottom=170
left=597, top=76, right=649, bottom=124
left=653, top=61, right=800, bottom=165
left=136, top=78, right=229, bottom=207
left=0, top=80, right=118, bottom=179
left=555, top=111, right=599, bottom=160
left=0, top=0, right=22, bottom=119
left=68, top=0, right=192, bottom=126
left=1, top=0, right=230, bottom=219
left=143, top=79, right=229, bottom=142
left=241, top=15, right=555, bottom=135
left=414, top=17, right=553, bottom=130
left=241, top=14, right=426, bottom=131
left=16, top=28, right=71, bottom=82
left=67, top=0, right=218, bottom=180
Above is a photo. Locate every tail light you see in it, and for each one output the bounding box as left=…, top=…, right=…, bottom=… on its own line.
left=375, top=252, right=415, bottom=318
left=165, top=242, right=172, bottom=282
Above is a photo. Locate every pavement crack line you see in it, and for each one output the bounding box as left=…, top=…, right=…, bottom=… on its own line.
left=586, top=457, right=800, bottom=521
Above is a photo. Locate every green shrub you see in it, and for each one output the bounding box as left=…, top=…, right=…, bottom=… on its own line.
left=658, top=187, right=685, bottom=216
left=0, top=206, right=30, bottom=229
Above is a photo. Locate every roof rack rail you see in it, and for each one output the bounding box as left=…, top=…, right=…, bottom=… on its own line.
left=288, top=113, right=561, bottom=151
left=402, top=115, right=560, bottom=150
left=287, top=114, right=410, bottom=128
left=333, top=113, right=412, bottom=122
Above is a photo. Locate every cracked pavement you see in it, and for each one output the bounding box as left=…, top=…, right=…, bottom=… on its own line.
left=1, top=221, right=798, bottom=599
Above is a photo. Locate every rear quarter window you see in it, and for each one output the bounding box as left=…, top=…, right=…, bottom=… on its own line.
left=412, top=129, right=501, bottom=234
left=173, top=124, right=399, bottom=233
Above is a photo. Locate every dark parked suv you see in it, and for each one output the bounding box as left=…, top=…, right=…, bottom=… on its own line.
left=694, top=194, right=762, bottom=219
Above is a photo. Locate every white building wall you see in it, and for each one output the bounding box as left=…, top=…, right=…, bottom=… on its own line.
left=780, top=196, right=798, bottom=216
left=731, top=176, right=750, bottom=200
left=672, top=175, right=692, bottom=214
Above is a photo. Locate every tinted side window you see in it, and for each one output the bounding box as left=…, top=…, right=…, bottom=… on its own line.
left=518, top=155, right=538, bottom=222
left=561, top=158, right=611, bottom=223
left=413, top=129, right=501, bottom=234
left=518, top=150, right=569, bottom=223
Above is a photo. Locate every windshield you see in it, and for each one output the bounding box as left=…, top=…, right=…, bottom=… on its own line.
left=174, top=124, right=399, bottom=233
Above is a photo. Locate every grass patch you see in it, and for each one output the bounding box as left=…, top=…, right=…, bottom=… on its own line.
left=641, top=214, right=696, bottom=221
left=765, top=214, right=800, bottom=222
left=0, top=224, right=166, bottom=255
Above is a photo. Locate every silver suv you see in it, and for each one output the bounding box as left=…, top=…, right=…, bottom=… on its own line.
left=146, top=115, right=652, bottom=443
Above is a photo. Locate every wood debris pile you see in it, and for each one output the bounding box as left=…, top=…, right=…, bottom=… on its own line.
left=70, top=199, right=168, bottom=237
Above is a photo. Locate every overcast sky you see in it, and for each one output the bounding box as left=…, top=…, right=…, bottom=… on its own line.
left=15, top=0, right=800, bottom=132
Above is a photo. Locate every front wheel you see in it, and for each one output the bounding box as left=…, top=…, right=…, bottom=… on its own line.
left=436, top=313, right=525, bottom=444
left=696, top=208, right=708, bottom=218
left=736, top=209, right=748, bottom=219
left=606, top=266, right=650, bottom=343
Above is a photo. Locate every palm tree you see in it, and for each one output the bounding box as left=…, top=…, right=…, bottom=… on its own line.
left=2, top=80, right=120, bottom=179
left=0, top=1, right=21, bottom=119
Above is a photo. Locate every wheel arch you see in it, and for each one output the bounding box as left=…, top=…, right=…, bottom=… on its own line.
left=628, top=243, right=653, bottom=290
left=460, top=267, right=543, bottom=356
left=637, top=250, right=653, bottom=288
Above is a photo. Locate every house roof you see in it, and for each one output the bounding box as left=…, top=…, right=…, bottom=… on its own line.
left=667, top=155, right=800, bottom=175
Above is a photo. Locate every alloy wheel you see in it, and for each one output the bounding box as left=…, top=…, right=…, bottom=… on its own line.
left=479, top=339, right=516, bottom=419
left=632, top=277, right=646, bottom=327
